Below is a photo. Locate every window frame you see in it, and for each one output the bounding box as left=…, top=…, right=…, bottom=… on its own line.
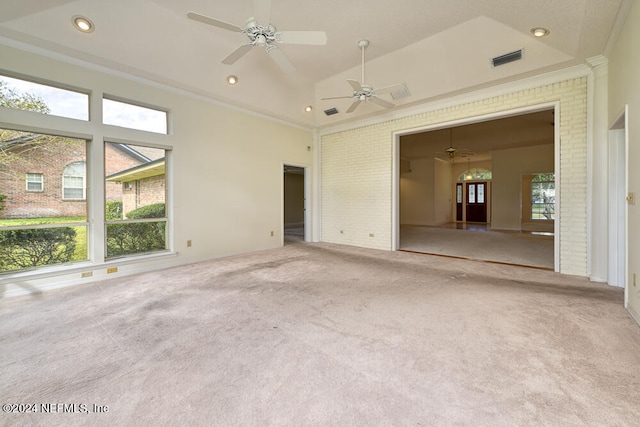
left=25, top=173, right=44, bottom=192
left=531, top=173, right=555, bottom=221
left=1, top=130, right=90, bottom=274
left=1, top=69, right=174, bottom=279
left=104, top=141, right=170, bottom=260
left=0, top=72, right=90, bottom=121
left=102, top=95, right=169, bottom=135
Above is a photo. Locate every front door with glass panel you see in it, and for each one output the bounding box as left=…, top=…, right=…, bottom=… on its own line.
left=466, top=182, right=487, bottom=223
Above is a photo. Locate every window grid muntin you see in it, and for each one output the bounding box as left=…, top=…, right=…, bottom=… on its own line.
left=26, top=173, right=44, bottom=191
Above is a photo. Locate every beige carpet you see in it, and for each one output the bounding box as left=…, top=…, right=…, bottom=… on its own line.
left=1, top=241, right=639, bottom=426
left=400, top=225, right=554, bottom=269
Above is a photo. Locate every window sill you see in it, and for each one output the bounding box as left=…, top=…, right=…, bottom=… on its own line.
left=0, top=251, right=178, bottom=285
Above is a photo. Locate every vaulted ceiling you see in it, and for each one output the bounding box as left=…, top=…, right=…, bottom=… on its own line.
left=0, top=0, right=627, bottom=129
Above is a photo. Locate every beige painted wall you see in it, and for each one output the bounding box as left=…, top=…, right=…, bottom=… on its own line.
left=434, top=158, right=453, bottom=225
left=400, top=158, right=453, bottom=226
left=0, top=44, right=313, bottom=296
left=609, top=0, right=640, bottom=323
left=400, top=158, right=436, bottom=225
left=491, top=144, right=554, bottom=230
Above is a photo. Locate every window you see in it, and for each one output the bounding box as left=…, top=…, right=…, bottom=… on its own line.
left=62, top=162, right=86, bottom=200
left=531, top=173, right=555, bottom=220
left=477, top=183, right=485, bottom=203
left=26, top=173, right=43, bottom=191
left=458, top=168, right=492, bottom=182
left=104, top=142, right=168, bottom=259
left=0, top=128, right=88, bottom=273
left=103, top=97, right=168, bottom=134
left=0, top=74, right=89, bottom=120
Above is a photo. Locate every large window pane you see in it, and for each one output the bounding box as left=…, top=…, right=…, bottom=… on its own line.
left=105, top=142, right=167, bottom=259
left=0, top=128, right=88, bottom=272
left=0, top=74, right=89, bottom=120
left=103, top=98, right=168, bottom=134
left=531, top=173, right=555, bottom=220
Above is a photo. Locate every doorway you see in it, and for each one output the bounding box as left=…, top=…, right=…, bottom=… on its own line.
left=466, top=181, right=488, bottom=223
left=396, top=106, right=557, bottom=269
left=283, top=165, right=306, bottom=243
left=608, top=107, right=628, bottom=302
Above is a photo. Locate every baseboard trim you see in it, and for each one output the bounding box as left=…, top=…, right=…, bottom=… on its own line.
left=628, top=303, right=640, bottom=327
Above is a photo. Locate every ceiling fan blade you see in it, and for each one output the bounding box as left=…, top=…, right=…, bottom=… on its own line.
left=371, top=83, right=405, bottom=96
left=278, top=31, right=327, bottom=45
left=268, top=47, right=296, bottom=74
left=321, top=95, right=353, bottom=100
left=346, top=101, right=361, bottom=113
left=369, top=96, right=394, bottom=109
left=187, top=12, right=242, bottom=32
left=222, top=44, right=253, bottom=65
left=347, top=79, right=363, bottom=92
left=253, top=0, right=272, bottom=24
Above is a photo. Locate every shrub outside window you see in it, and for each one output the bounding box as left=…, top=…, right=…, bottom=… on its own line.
left=0, top=129, right=89, bottom=273
left=104, top=142, right=168, bottom=259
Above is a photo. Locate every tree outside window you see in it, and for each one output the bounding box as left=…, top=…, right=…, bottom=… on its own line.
left=531, top=173, right=555, bottom=220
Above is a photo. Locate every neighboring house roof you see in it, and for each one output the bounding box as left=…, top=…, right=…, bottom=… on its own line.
left=111, top=143, right=152, bottom=163
left=105, top=157, right=165, bottom=183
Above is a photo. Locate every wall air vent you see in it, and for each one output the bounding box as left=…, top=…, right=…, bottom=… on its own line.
left=492, top=49, right=523, bottom=67
left=324, top=107, right=339, bottom=116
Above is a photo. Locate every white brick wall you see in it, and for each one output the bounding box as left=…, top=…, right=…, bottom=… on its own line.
left=321, top=77, right=588, bottom=276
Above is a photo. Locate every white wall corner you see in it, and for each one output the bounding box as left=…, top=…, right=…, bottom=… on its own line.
left=585, top=55, right=610, bottom=283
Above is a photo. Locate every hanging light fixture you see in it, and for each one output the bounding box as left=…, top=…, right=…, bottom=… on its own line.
left=465, top=158, right=473, bottom=181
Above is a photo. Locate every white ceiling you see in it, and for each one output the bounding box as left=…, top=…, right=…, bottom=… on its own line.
left=400, top=109, right=555, bottom=161
left=0, top=0, right=626, bottom=129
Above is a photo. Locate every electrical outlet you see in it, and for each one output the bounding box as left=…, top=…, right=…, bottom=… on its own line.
left=81, top=271, right=93, bottom=278
left=369, top=233, right=375, bottom=237
left=107, top=267, right=118, bottom=274
left=187, top=240, right=192, bottom=247
left=270, top=231, right=274, bottom=237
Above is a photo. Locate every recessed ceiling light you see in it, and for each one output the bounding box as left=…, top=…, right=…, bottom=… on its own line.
left=304, top=105, right=313, bottom=112
left=72, top=16, right=94, bottom=33
left=530, top=27, right=550, bottom=37
left=226, top=75, right=238, bottom=85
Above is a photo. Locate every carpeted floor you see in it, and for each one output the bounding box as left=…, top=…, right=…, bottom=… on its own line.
left=1, top=241, right=639, bottom=426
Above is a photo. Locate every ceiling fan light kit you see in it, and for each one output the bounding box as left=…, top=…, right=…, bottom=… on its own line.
left=321, top=39, right=409, bottom=114
left=187, top=0, right=327, bottom=74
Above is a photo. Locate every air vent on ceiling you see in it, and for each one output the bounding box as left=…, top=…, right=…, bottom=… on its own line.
left=324, top=107, right=339, bottom=116
left=492, top=49, right=523, bottom=67
left=390, top=83, right=411, bottom=100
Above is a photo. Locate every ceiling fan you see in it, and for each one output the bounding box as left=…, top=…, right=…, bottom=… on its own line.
left=435, top=128, right=474, bottom=162
left=187, top=0, right=327, bottom=74
left=321, top=39, right=409, bottom=113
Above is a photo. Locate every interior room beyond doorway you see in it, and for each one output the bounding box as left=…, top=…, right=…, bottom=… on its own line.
left=398, top=109, right=555, bottom=269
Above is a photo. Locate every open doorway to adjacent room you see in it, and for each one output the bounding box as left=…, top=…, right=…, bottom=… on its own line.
left=283, top=165, right=306, bottom=244
left=397, top=108, right=556, bottom=270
